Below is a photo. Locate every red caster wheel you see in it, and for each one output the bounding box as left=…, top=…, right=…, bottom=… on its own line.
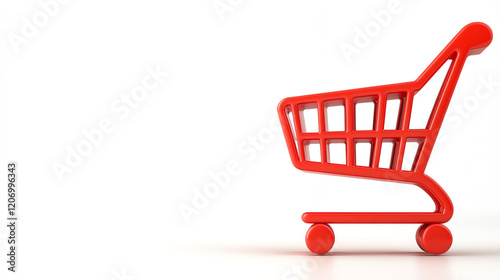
left=416, top=224, right=452, bottom=255
left=305, top=223, right=335, bottom=254
left=415, top=224, right=427, bottom=251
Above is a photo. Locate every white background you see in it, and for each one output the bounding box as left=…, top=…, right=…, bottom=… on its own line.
left=1, top=0, right=499, bottom=279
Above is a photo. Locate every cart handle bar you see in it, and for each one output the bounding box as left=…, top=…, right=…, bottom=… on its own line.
left=415, top=22, right=493, bottom=86
left=455, top=22, right=493, bottom=56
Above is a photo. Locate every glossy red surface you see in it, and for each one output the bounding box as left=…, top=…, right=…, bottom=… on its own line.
left=416, top=224, right=453, bottom=255
left=277, top=23, right=492, bottom=254
left=305, top=223, right=335, bottom=255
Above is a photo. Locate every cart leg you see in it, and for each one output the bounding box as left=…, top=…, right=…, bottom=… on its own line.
left=305, top=223, right=335, bottom=254
left=415, top=224, right=452, bottom=254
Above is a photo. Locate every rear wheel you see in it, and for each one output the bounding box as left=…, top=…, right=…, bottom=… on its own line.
left=415, top=224, right=427, bottom=251
left=416, top=224, right=452, bottom=255
left=305, top=223, right=335, bottom=254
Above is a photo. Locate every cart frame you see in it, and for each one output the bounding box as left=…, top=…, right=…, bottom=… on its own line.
left=278, top=22, right=493, bottom=255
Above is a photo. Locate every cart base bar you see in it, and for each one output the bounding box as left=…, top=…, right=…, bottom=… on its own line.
left=302, top=212, right=450, bottom=224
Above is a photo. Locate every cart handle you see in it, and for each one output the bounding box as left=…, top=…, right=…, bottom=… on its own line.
left=411, top=22, right=492, bottom=171
left=415, top=22, right=493, bottom=87
left=453, top=22, right=493, bottom=56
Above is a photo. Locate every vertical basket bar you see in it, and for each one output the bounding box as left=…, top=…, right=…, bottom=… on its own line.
left=320, top=138, right=327, bottom=164
left=345, top=97, right=355, bottom=166
left=372, top=93, right=387, bottom=168
left=401, top=90, right=414, bottom=131
left=395, top=137, right=407, bottom=171
left=318, top=100, right=328, bottom=163
left=318, top=101, right=325, bottom=133
left=292, top=104, right=305, bottom=162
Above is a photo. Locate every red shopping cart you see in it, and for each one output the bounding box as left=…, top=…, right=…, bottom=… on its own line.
left=277, top=23, right=493, bottom=255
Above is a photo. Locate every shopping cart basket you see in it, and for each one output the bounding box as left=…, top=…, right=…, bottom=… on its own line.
left=277, top=22, right=493, bottom=255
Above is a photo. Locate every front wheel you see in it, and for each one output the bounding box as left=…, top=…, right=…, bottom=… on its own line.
left=416, top=224, right=452, bottom=254
left=305, top=223, right=335, bottom=254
